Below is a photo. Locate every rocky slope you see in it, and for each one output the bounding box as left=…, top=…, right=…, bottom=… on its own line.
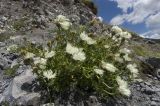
left=0, top=0, right=160, bottom=106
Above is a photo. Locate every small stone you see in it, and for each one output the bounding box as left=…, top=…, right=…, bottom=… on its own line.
left=0, top=42, right=5, bottom=47
left=145, top=82, right=151, bottom=86
left=87, top=96, right=101, bottom=106
left=151, top=101, right=157, bottom=106
left=151, top=97, right=160, bottom=102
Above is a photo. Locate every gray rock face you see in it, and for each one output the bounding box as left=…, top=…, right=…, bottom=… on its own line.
left=0, top=65, right=41, bottom=105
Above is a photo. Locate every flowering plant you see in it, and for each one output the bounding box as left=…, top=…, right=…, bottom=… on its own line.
left=19, top=15, right=139, bottom=100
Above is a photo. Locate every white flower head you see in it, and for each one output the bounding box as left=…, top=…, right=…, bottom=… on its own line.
left=94, top=68, right=104, bottom=75
left=116, top=76, right=131, bottom=96
left=54, top=15, right=72, bottom=30
left=0, top=29, right=5, bottom=34
left=40, top=58, right=47, bottom=65
left=6, top=44, right=18, bottom=52
left=115, top=53, right=124, bottom=63
left=43, top=70, right=56, bottom=79
left=123, top=54, right=132, bottom=61
left=45, top=51, right=55, bottom=58
left=72, top=51, right=86, bottom=61
left=66, top=43, right=80, bottom=55
left=25, top=52, right=35, bottom=59
left=120, top=48, right=131, bottom=54
left=104, top=45, right=110, bottom=49
left=112, top=36, right=118, bottom=42
left=39, top=65, right=46, bottom=70
left=121, top=32, right=132, bottom=39
left=80, top=31, right=96, bottom=45
left=66, top=43, right=86, bottom=61
left=34, top=57, right=47, bottom=65
left=118, top=85, right=131, bottom=97
left=101, top=61, right=118, bottom=72
left=127, top=64, right=139, bottom=77
left=111, top=26, right=122, bottom=33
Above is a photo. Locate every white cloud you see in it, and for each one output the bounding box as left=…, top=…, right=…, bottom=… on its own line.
left=141, top=31, right=160, bottom=39
left=110, top=0, right=160, bottom=39
left=146, top=12, right=160, bottom=29
left=110, top=15, right=125, bottom=25
left=110, top=0, right=134, bottom=13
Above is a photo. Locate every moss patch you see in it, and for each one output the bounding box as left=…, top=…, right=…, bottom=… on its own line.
left=4, top=64, right=19, bottom=77
left=132, top=45, right=160, bottom=58
left=12, top=17, right=28, bottom=31
left=0, top=33, right=11, bottom=42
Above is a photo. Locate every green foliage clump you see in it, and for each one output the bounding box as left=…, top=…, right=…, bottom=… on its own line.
left=12, top=17, right=28, bottom=31
left=132, top=45, right=160, bottom=58
left=0, top=33, right=11, bottom=42
left=19, top=15, right=139, bottom=101
left=4, top=65, right=19, bottom=77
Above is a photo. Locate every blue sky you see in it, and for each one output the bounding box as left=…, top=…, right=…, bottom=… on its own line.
left=93, top=0, right=160, bottom=39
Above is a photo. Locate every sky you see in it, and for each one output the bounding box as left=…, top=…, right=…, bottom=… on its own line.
left=93, top=0, right=160, bottom=39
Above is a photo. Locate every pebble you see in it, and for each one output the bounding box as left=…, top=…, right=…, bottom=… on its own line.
left=151, top=101, right=157, bottom=106
left=151, top=97, right=160, bottom=102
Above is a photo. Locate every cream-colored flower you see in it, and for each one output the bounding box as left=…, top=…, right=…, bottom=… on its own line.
left=104, top=45, right=110, bottom=49
left=25, top=52, right=35, bottom=59
left=120, top=48, right=131, bottom=54
left=39, top=65, right=46, bottom=70
left=111, top=26, right=122, bottom=33
left=114, top=53, right=124, bottom=63
left=123, top=54, right=132, bottom=61
left=34, top=57, right=41, bottom=65
left=72, top=51, right=86, bottom=61
left=45, top=51, right=55, bottom=58
left=112, top=36, right=118, bottom=41
left=101, top=61, right=118, bottom=72
left=118, top=37, right=122, bottom=41
left=34, top=57, right=47, bottom=65
left=43, top=70, right=56, bottom=79
left=116, top=76, right=131, bottom=96
left=80, top=31, right=96, bottom=45
left=94, top=68, right=104, bottom=75
left=127, top=64, right=139, bottom=77
left=118, top=85, right=131, bottom=97
left=120, top=32, right=132, bottom=39
left=6, top=44, right=18, bottom=51
left=54, top=15, right=72, bottom=30
left=66, top=43, right=86, bottom=61
left=0, top=29, right=5, bottom=34
left=66, top=43, right=80, bottom=55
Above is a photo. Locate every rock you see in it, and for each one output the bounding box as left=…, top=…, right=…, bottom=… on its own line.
left=151, top=97, right=160, bottom=102
left=146, top=58, right=160, bottom=69
left=42, top=103, right=55, bottom=106
left=156, top=69, right=160, bottom=79
left=0, top=42, right=5, bottom=47
left=0, top=66, right=40, bottom=105
left=141, top=57, right=160, bottom=78
left=15, top=93, right=41, bottom=106
left=151, top=101, right=157, bottom=106
left=87, top=96, right=101, bottom=106
left=0, top=57, right=9, bottom=70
